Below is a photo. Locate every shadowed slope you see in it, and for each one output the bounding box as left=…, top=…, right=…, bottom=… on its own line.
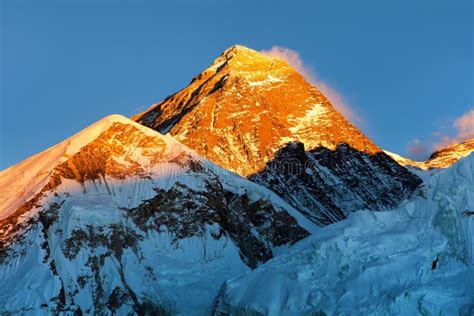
left=250, top=142, right=421, bottom=225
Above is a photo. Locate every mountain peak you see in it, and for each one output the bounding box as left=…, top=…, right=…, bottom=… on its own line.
left=135, top=46, right=381, bottom=177
left=207, top=44, right=292, bottom=76
left=427, top=138, right=474, bottom=168
left=219, top=45, right=269, bottom=61
left=385, top=138, right=474, bottom=170
left=222, top=44, right=258, bottom=56
left=0, top=114, right=188, bottom=221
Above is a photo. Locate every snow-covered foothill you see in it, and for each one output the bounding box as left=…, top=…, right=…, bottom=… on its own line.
left=0, top=114, right=315, bottom=315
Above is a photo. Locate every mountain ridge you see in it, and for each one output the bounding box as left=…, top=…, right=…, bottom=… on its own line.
left=385, top=138, right=474, bottom=171
left=0, top=114, right=185, bottom=221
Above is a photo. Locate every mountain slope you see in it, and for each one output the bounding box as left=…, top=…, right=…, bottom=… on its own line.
left=0, top=115, right=314, bottom=315
left=427, top=138, right=474, bottom=168
left=250, top=142, right=421, bottom=225
left=212, top=153, right=474, bottom=315
left=134, top=45, right=422, bottom=225
left=386, top=138, right=474, bottom=171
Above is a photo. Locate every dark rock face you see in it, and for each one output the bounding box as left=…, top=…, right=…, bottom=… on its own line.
left=250, top=142, right=423, bottom=226
left=128, top=180, right=309, bottom=268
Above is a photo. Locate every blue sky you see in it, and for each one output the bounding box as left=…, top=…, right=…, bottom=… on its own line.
left=1, top=1, right=473, bottom=169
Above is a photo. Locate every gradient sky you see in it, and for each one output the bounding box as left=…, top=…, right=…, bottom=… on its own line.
left=1, top=1, right=473, bottom=170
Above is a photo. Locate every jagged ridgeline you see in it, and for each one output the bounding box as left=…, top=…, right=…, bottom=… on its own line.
left=134, top=45, right=422, bottom=226
left=387, top=138, right=474, bottom=170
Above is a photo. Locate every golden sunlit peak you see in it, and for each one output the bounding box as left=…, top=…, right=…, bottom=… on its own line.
left=222, top=44, right=258, bottom=55
left=221, top=44, right=296, bottom=66
left=218, top=44, right=274, bottom=64
left=208, top=44, right=292, bottom=76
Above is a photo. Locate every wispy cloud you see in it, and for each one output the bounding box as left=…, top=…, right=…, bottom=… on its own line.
left=407, top=108, right=474, bottom=160
left=261, top=46, right=362, bottom=126
left=407, top=138, right=430, bottom=160
left=434, top=109, right=474, bottom=150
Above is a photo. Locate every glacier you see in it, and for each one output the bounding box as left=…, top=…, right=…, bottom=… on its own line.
left=212, top=154, right=474, bottom=315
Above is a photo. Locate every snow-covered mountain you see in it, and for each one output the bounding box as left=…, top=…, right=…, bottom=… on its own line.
left=212, top=153, right=474, bottom=315
left=386, top=138, right=474, bottom=171
left=134, top=45, right=422, bottom=226
left=3, top=45, right=466, bottom=315
left=0, top=115, right=315, bottom=315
